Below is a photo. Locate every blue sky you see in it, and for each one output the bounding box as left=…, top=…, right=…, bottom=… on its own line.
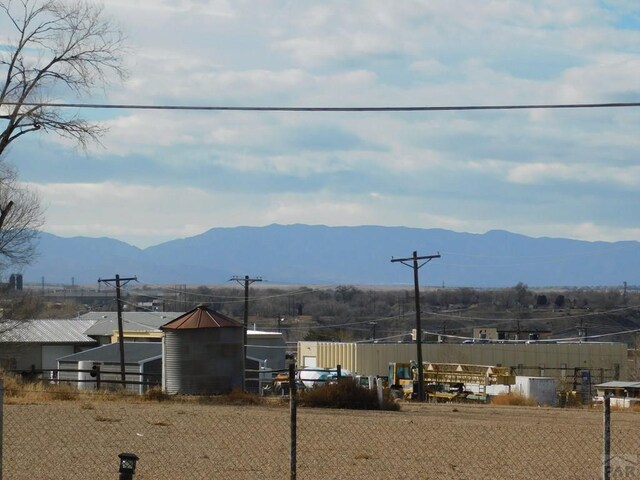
left=3, top=1, right=640, bottom=248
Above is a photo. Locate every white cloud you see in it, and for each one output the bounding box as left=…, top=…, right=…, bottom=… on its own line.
left=7, top=1, right=640, bottom=248
left=518, top=222, right=640, bottom=243
left=506, top=162, right=640, bottom=187
left=106, top=0, right=235, bottom=18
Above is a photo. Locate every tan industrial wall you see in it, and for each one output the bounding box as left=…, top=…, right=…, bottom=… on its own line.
left=297, top=341, right=628, bottom=381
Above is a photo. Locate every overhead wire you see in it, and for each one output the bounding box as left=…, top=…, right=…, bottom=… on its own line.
left=4, top=100, right=640, bottom=112
left=127, top=279, right=327, bottom=304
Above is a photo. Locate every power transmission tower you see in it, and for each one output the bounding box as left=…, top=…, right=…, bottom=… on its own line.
left=230, top=275, right=262, bottom=389
left=391, top=251, right=440, bottom=402
left=98, top=274, right=137, bottom=388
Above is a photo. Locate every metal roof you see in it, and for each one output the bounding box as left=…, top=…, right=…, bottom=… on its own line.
left=58, top=342, right=162, bottom=364
left=161, top=305, right=242, bottom=330
left=0, top=319, right=97, bottom=344
left=81, top=311, right=184, bottom=336
left=595, top=381, right=640, bottom=389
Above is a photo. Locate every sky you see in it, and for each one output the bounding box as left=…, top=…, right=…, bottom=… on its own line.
left=3, top=1, right=640, bottom=248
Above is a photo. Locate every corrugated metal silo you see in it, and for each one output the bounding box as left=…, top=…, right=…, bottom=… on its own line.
left=160, top=305, right=244, bottom=395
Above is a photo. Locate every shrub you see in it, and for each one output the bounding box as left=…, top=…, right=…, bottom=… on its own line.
left=142, top=386, right=170, bottom=402
left=0, top=372, right=25, bottom=398
left=298, top=379, right=400, bottom=411
left=490, top=392, right=536, bottom=407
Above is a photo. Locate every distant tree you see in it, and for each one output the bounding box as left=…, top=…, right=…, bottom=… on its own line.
left=554, top=295, right=566, bottom=309
left=513, top=282, right=530, bottom=307
left=536, top=295, right=548, bottom=306
left=335, top=285, right=360, bottom=303
left=304, top=327, right=355, bottom=342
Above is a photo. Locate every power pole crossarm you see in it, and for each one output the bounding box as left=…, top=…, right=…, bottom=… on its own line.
left=391, top=251, right=440, bottom=402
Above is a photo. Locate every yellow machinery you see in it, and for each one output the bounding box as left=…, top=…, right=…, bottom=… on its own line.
left=388, top=361, right=516, bottom=401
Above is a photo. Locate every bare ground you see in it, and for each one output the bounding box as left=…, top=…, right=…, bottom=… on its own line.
left=3, top=399, right=639, bottom=479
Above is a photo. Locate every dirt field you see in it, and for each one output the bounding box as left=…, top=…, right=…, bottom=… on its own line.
left=3, top=398, right=639, bottom=479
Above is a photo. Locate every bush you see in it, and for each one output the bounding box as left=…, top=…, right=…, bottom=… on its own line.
left=490, top=392, right=536, bottom=407
left=142, top=386, right=170, bottom=402
left=1, top=372, right=25, bottom=398
left=299, top=379, right=400, bottom=411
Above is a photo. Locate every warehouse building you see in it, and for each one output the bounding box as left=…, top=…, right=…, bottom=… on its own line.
left=297, top=341, right=627, bottom=390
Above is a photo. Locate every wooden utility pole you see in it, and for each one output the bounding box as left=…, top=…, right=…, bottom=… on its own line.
left=391, top=251, right=440, bottom=401
left=231, top=275, right=262, bottom=388
left=98, top=274, right=137, bottom=388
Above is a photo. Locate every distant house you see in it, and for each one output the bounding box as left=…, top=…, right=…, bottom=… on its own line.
left=0, top=319, right=97, bottom=371
left=80, top=311, right=183, bottom=345
left=595, top=381, right=640, bottom=408
left=57, top=342, right=162, bottom=394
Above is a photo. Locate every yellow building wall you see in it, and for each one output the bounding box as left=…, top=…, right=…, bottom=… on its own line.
left=110, top=330, right=163, bottom=343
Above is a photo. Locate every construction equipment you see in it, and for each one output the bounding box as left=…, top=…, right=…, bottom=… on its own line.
left=388, top=361, right=516, bottom=402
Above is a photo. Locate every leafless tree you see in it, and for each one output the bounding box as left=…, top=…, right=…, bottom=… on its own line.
left=0, top=161, right=43, bottom=267
left=0, top=0, right=127, bottom=153
left=0, top=0, right=126, bottom=269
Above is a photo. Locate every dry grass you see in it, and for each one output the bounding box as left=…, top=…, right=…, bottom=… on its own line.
left=1, top=373, right=139, bottom=404
left=299, top=378, right=400, bottom=410
left=491, top=392, right=538, bottom=407
left=197, top=388, right=266, bottom=406
left=1, top=373, right=268, bottom=407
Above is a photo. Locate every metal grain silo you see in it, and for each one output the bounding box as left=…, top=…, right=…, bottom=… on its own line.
left=160, top=305, right=244, bottom=395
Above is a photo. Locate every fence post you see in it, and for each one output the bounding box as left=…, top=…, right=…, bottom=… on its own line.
left=1, top=377, right=4, bottom=480
left=289, top=364, right=297, bottom=480
left=603, top=394, right=611, bottom=480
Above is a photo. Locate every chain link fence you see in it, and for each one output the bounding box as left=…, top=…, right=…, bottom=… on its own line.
left=1, top=377, right=639, bottom=479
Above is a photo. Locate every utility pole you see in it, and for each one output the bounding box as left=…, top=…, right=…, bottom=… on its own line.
left=98, top=274, right=137, bottom=388
left=231, top=275, right=262, bottom=389
left=391, top=251, right=440, bottom=402
left=370, top=321, right=377, bottom=341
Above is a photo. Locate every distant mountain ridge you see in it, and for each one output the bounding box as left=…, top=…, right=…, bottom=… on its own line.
left=22, top=224, right=640, bottom=287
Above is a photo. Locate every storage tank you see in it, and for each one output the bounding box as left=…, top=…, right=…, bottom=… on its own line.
left=161, top=305, right=244, bottom=395
left=77, top=360, right=96, bottom=390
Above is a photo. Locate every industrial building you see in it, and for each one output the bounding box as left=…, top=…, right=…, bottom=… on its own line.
left=297, top=341, right=627, bottom=390
left=57, top=342, right=162, bottom=394
left=0, top=319, right=97, bottom=370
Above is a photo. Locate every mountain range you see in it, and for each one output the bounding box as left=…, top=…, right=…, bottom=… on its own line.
left=20, top=224, right=640, bottom=288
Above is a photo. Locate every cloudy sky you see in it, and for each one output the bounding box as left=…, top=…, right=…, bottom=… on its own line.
left=4, top=1, right=640, bottom=248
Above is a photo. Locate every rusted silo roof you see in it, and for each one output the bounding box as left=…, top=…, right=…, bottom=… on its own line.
left=160, top=305, right=242, bottom=330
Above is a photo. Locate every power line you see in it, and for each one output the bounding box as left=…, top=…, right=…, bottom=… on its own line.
left=428, top=303, right=640, bottom=323
left=3, top=101, right=640, bottom=112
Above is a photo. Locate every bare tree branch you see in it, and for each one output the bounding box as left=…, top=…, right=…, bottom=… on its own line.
left=0, top=0, right=127, bottom=269
left=0, top=0, right=127, bottom=154
left=0, top=161, right=44, bottom=268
